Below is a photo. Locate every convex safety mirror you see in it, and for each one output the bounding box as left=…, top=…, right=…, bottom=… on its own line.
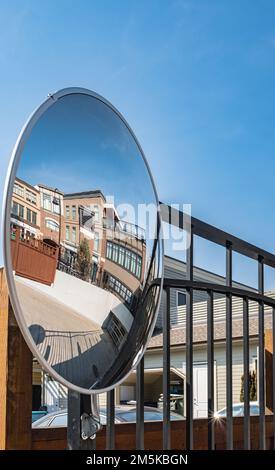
left=3, top=88, right=163, bottom=394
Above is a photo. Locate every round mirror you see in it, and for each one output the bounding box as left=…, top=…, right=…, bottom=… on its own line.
left=3, top=88, right=163, bottom=394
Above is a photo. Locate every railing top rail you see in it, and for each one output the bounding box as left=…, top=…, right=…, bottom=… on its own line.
left=160, top=203, right=275, bottom=268
left=103, top=217, right=146, bottom=241
left=163, top=278, right=275, bottom=308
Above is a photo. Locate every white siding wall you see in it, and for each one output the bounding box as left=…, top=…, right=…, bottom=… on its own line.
left=156, top=256, right=256, bottom=328
left=98, top=393, right=107, bottom=408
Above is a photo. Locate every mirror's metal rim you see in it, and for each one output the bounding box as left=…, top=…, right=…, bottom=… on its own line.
left=2, top=87, right=164, bottom=395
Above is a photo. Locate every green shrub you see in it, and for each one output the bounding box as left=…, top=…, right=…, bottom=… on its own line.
left=240, top=370, right=257, bottom=402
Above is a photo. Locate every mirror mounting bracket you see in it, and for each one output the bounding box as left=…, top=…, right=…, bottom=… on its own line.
left=67, top=391, right=102, bottom=449
left=80, top=394, right=102, bottom=440
left=81, top=411, right=101, bottom=440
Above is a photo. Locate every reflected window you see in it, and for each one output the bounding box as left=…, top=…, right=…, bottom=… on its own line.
left=66, top=225, right=70, bottom=241
left=52, top=198, right=60, bottom=214
left=26, top=189, right=37, bottom=205
left=66, top=205, right=70, bottom=219
left=114, top=279, right=120, bottom=293
left=106, top=273, right=133, bottom=306
left=91, top=262, right=98, bottom=282
left=27, top=208, right=37, bottom=225
left=118, top=246, right=125, bottom=265
left=45, top=219, right=59, bottom=232
left=72, top=226, right=76, bottom=243
left=94, top=232, right=99, bottom=252
left=106, top=241, right=112, bottom=258
left=72, top=205, right=76, bottom=220
left=136, top=257, right=142, bottom=279
left=125, top=250, right=131, bottom=270
left=130, top=253, right=137, bottom=274
left=11, top=201, right=24, bottom=218
left=112, top=244, right=118, bottom=263
left=93, top=205, right=99, bottom=222
left=43, top=194, right=51, bottom=211
left=105, top=312, right=127, bottom=347
left=13, top=183, right=24, bottom=198
left=26, top=208, right=31, bottom=223
left=106, top=241, right=142, bottom=279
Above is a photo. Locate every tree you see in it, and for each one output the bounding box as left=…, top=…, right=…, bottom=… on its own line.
left=240, top=370, right=257, bottom=402
left=76, top=238, right=91, bottom=281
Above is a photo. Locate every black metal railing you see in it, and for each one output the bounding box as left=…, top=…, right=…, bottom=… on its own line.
left=57, top=260, right=82, bottom=279
left=161, top=279, right=275, bottom=450
left=102, top=203, right=275, bottom=449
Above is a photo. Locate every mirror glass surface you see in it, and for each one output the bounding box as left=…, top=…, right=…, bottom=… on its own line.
left=5, top=90, right=162, bottom=392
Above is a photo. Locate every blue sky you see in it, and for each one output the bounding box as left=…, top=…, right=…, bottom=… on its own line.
left=2, top=0, right=275, bottom=288
left=17, top=93, right=155, bottom=202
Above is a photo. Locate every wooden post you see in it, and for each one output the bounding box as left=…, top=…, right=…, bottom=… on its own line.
left=0, top=268, right=32, bottom=449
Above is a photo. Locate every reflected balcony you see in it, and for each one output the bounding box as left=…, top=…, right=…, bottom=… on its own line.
left=102, top=218, right=146, bottom=242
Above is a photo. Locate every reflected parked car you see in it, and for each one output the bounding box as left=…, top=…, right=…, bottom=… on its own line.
left=32, top=405, right=182, bottom=428
left=32, top=410, right=48, bottom=423
left=214, top=401, right=260, bottom=419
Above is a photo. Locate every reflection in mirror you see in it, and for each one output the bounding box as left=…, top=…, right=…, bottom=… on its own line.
left=7, top=91, right=162, bottom=392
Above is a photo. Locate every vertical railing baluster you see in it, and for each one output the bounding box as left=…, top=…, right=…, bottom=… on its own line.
left=258, top=256, right=265, bottom=449
left=272, top=306, right=275, bottom=450
left=207, top=289, right=215, bottom=450
left=136, top=357, right=144, bottom=450
left=207, top=290, right=215, bottom=450
left=226, top=241, right=233, bottom=449
left=163, top=287, right=171, bottom=450
left=243, top=297, right=250, bottom=449
left=186, top=224, right=194, bottom=449
left=106, top=389, right=115, bottom=450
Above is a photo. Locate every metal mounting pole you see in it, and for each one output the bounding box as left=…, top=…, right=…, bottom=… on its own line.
left=67, top=390, right=101, bottom=450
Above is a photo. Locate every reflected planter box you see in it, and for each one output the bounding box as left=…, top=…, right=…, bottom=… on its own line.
left=11, top=230, right=58, bottom=286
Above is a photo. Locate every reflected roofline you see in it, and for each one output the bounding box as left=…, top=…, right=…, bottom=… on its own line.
left=64, top=190, right=106, bottom=201
left=15, top=177, right=40, bottom=194
left=36, top=183, right=64, bottom=195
